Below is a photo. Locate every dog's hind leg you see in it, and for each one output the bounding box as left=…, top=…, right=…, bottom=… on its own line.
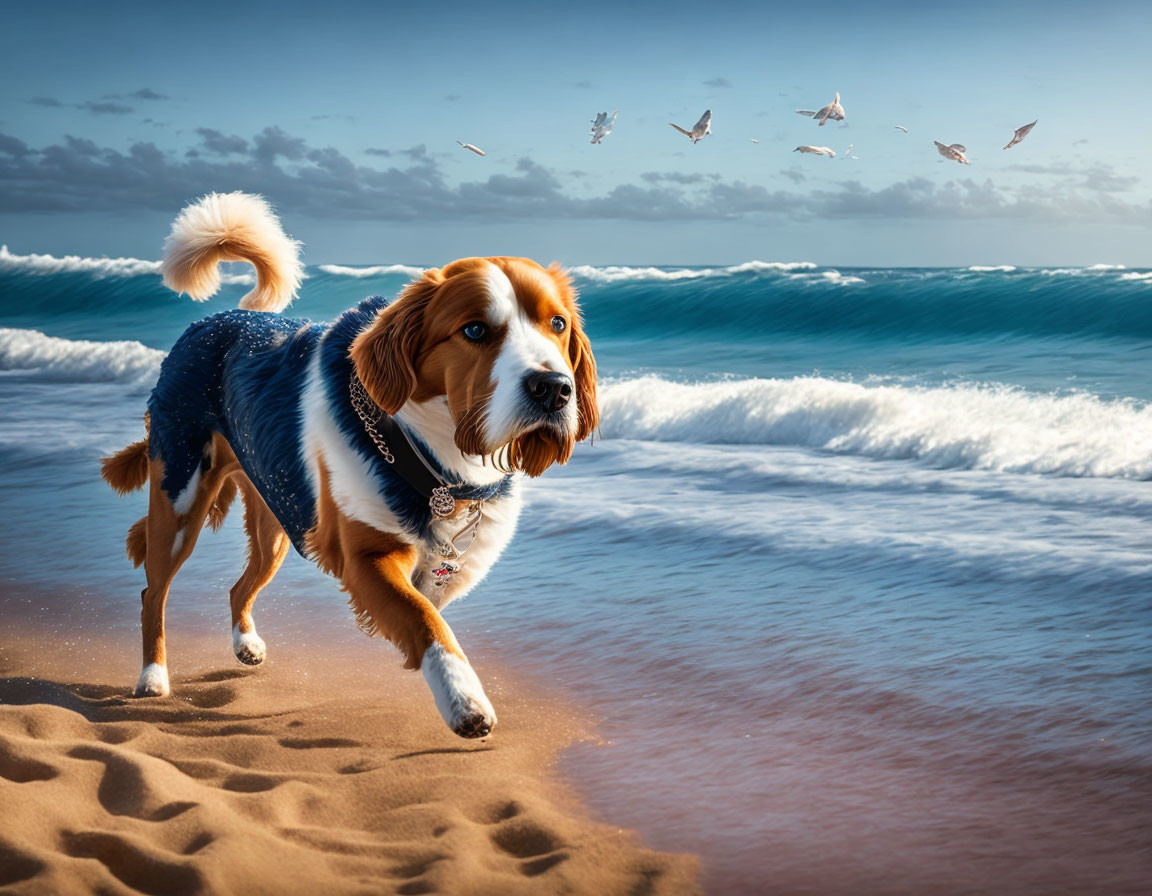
left=228, top=479, right=290, bottom=666
left=135, top=439, right=234, bottom=697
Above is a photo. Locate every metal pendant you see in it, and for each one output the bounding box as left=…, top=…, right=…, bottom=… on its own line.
left=429, top=486, right=456, bottom=519
left=430, top=559, right=461, bottom=587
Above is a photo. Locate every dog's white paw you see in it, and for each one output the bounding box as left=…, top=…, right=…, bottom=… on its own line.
left=232, top=624, right=267, bottom=666
left=422, top=643, right=497, bottom=739
left=134, top=662, right=170, bottom=698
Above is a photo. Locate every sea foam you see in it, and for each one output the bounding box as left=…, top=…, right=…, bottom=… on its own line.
left=0, top=328, right=164, bottom=383
left=599, top=376, right=1152, bottom=480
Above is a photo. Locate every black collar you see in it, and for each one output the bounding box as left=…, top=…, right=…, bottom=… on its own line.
left=348, top=373, right=511, bottom=518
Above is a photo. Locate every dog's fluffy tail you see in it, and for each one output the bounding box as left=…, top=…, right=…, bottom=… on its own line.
left=161, top=192, right=304, bottom=313
left=101, top=439, right=150, bottom=495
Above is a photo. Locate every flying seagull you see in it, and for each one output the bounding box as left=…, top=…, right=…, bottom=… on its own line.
left=794, top=145, right=837, bottom=157
left=934, top=141, right=970, bottom=164
left=590, top=110, right=619, bottom=144
left=1003, top=120, right=1037, bottom=150
left=894, top=125, right=909, bottom=133
left=809, top=92, right=845, bottom=126
left=749, top=138, right=760, bottom=144
left=669, top=109, right=712, bottom=143
left=456, top=140, right=486, bottom=156
left=842, top=143, right=859, bottom=160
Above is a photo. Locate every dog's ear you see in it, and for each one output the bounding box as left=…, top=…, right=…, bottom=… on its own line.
left=548, top=264, right=599, bottom=442
left=350, top=270, right=442, bottom=414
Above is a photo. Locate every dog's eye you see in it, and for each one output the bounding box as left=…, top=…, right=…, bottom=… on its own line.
left=551, top=316, right=566, bottom=333
left=461, top=322, right=487, bottom=342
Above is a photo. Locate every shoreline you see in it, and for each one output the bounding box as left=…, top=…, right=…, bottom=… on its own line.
left=0, top=623, right=699, bottom=895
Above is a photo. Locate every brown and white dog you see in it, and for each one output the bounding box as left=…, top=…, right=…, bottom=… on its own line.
left=101, top=192, right=597, bottom=738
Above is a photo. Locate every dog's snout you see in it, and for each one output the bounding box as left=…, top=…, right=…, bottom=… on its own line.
left=523, top=371, right=573, bottom=413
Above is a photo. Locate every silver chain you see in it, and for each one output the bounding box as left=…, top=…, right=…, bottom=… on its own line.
left=349, top=371, right=486, bottom=586
left=349, top=373, right=395, bottom=464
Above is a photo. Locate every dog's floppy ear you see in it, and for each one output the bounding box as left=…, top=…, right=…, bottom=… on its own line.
left=568, top=317, right=599, bottom=442
left=548, top=264, right=599, bottom=442
left=350, top=270, right=442, bottom=414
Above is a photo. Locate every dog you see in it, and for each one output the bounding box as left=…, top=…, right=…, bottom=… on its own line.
left=101, top=192, right=598, bottom=738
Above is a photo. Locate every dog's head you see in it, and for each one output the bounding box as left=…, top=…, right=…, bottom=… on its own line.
left=350, top=257, right=598, bottom=476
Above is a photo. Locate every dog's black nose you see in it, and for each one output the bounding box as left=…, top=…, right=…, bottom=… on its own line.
left=523, top=371, right=573, bottom=413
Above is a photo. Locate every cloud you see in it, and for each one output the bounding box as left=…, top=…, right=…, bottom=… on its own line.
left=196, top=128, right=249, bottom=155
left=77, top=101, right=134, bottom=115
left=702, top=77, right=733, bottom=88
left=251, top=126, right=307, bottom=162
left=101, top=88, right=169, bottom=102
left=640, top=171, right=720, bottom=185
left=0, top=124, right=1148, bottom=227
left=27, top=88, right=168, bottom=117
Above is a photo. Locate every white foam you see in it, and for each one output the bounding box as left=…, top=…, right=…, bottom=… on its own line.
left=0, top=327, right=164, bottom=383
left=1086, top=264, right=1126, bottom=271
left=967, top=265, right=1017, bottom=272
left=1118, top=271, right=1152, bottom=282
left=598, top=375, right=1152, bottom=480
left=1, top=244, right=161, bottom=277
left=566, top=261, right=817, bottom=283
left=318, top=263, right=424, bottom=278
left=0, top=245, right=254, bottom=285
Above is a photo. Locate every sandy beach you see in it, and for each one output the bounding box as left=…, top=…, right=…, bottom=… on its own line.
left=0, top=627, right=698, bottom=895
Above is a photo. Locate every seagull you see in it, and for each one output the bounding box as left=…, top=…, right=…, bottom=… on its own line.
left=842, top=143, right=859, bottom=160
left=456, top=140, right=486, bottom=156
left=794, top=109, right=817, bottom=117
left=794, top=145, right=837, bottom=157
left=590, top=110, right=619, bottom=144
left=669, top=109, right=712, bottom=143
left=749, top=138, right=760, bottom=144
left=810, top=92, right=845, bottom=126
left=894, top=125, right=909, bottom=133
left=1003, top=120, right=1037, bottom=150
left=934, top=141, right=970, bottom=164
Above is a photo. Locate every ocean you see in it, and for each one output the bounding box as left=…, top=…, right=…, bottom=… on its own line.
left=2, top=246, right=1150, bottom=893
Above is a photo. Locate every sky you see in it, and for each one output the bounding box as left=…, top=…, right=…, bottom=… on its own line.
left=1, top=0, right=1150, bottom=266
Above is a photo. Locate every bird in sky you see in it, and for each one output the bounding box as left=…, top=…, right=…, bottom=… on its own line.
left=456, top=141, right=486, bottom=156
left=894, top=125, right=909, bottom=133
left=749, top=138, right=760, bottom=144
left=842, top=143, right=859, bottom=160
left=669, top=110, right=712, bottom=143
left=1003, top=120, right=1038, bottom=150
left=934, top=141, right=970, bottom=164
left=590, top=110, right=619, bottom=144
left=799, top=92, right=845, bottom=126
left=794, top=145, right=837, bottom=157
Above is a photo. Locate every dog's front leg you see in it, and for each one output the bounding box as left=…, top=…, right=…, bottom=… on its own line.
left=342, top=545, right=496, bottom=738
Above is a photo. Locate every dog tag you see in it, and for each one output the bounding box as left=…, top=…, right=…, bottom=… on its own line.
left=430, top=559, right=461, bottom=587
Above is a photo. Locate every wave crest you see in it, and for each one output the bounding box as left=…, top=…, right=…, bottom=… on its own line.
left=599, top=376, right=1152, bottom=480
left=0, top=328, right=164, bottom=383
left=318, top=263, right=424, bottom=278
left=567, top=261, right=817, bottom=282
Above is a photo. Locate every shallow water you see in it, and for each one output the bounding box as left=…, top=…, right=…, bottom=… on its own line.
left=2, top=251, right=1150, bottom=893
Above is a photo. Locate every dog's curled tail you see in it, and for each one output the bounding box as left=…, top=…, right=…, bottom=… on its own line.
left=161, top=192, right=304, bottom=313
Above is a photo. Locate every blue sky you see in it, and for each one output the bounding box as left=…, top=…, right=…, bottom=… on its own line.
left=1, top=0, right=1149, bottom=265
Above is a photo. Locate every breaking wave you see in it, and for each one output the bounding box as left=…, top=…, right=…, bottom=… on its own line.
left=0, top=328, right=164, bottom=383
left=318, top=263, right=424, bottom=278
left=599, top=375, right=1152, bottom=480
